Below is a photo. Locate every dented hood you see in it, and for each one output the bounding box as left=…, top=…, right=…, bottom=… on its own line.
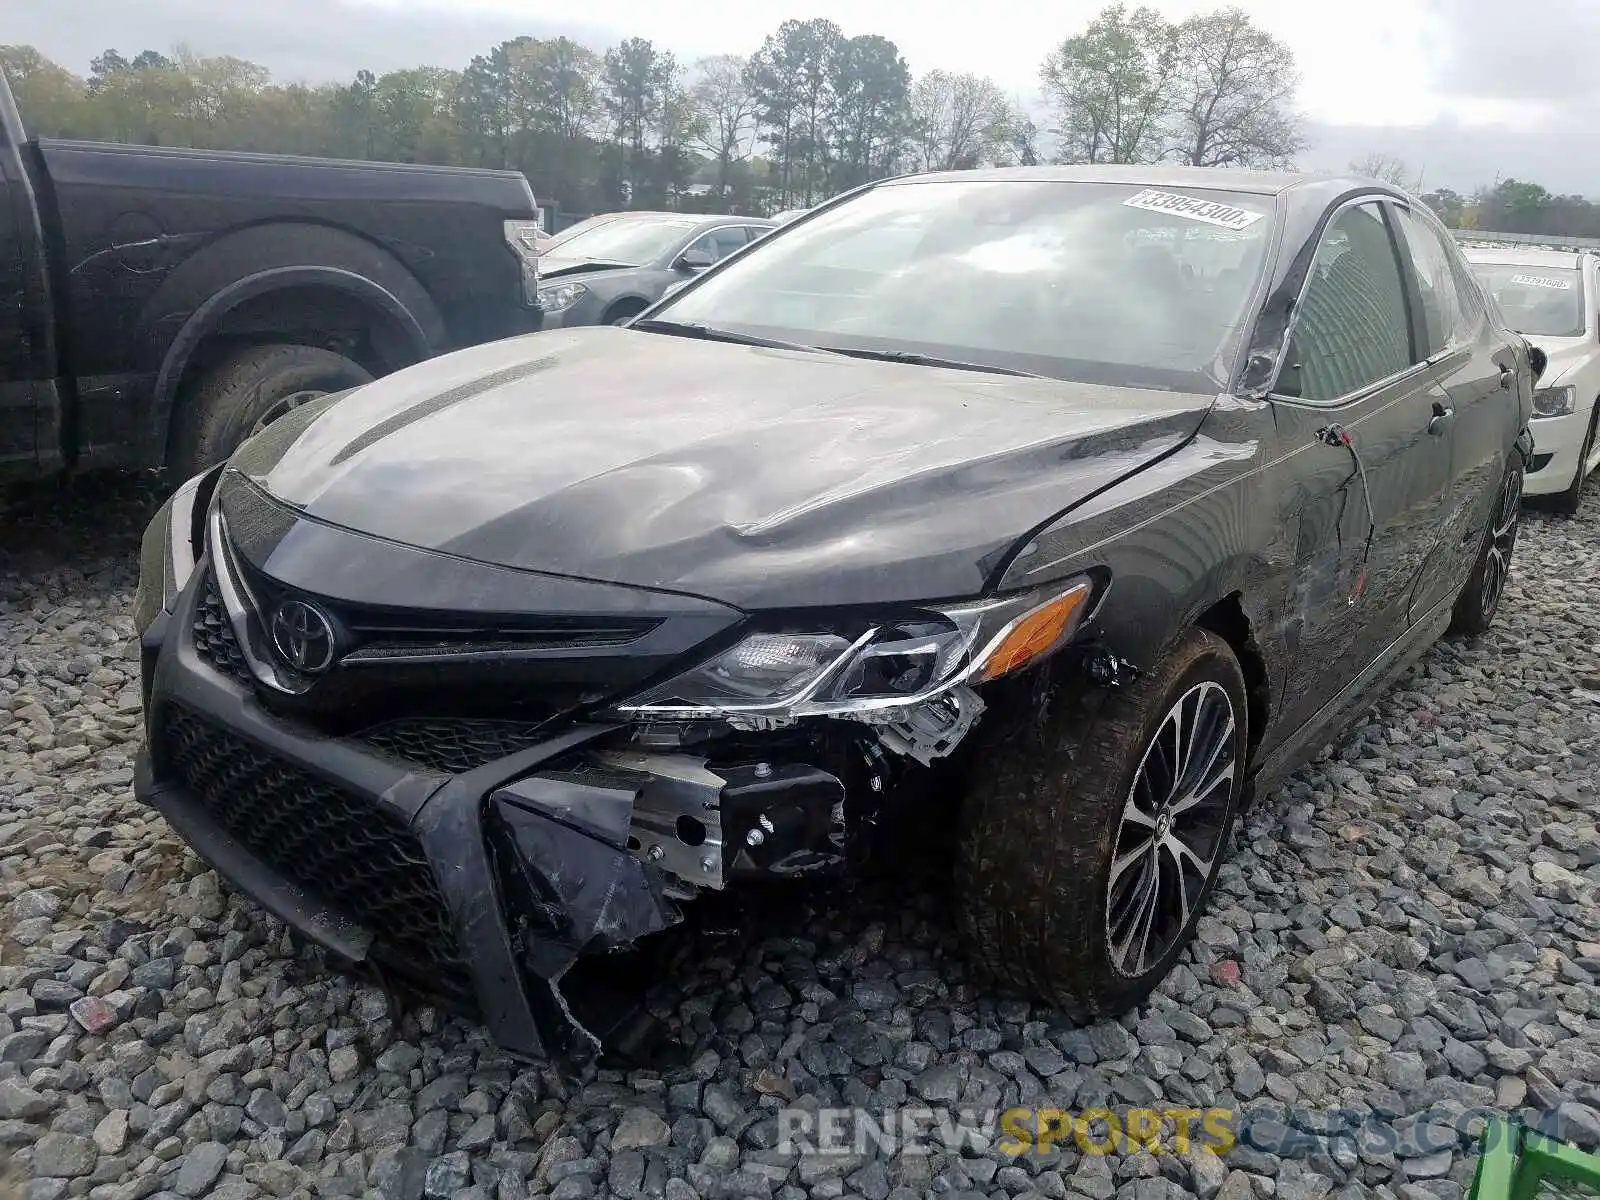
left=235, top=327, right=1215, bottom=609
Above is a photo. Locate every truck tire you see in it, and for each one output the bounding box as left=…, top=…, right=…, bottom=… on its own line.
left=168, top=344, right=372, bottom=479
left=956, top=629, right=1247, bottom=1021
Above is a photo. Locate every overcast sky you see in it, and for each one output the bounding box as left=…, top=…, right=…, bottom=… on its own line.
left=13, top=0, right=1600, bottom=195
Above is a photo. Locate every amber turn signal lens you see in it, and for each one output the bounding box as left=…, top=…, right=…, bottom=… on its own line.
left=978, top=584, right=1092, bottom=681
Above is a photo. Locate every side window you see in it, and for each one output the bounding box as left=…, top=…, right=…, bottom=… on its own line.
left=1279, top=202, right=1413, bottom=403
left=743, top=225, right=773, bottom=245
left=691, top=227, right=748, bottom=263
left=1394, top=207, right=1472, bottom=354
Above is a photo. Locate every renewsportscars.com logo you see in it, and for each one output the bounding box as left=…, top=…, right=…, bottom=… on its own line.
left=776, top=1104, right=1576, bottom=1159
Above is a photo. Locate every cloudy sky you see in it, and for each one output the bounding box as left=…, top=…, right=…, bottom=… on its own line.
left=14, top=0, right=1600, bottom=194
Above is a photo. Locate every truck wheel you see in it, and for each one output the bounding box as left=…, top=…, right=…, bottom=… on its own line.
left=1448, top=457, right=1524, bottom=637
left=956, top=629, right=1247, bottom=1021
left=169, top=344, right=372, bottom=478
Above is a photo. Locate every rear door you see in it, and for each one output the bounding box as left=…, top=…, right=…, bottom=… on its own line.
left=0, top=72, right=61, bottom=477
left=1387, top=203, right=1512, bottom=621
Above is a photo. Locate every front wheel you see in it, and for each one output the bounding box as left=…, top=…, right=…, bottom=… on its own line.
left=1551, top=403, right=1597, bottom=517
left=956, top=629, right=1247, bottom=1020
left=1449, top=458, right=1524, bottom=636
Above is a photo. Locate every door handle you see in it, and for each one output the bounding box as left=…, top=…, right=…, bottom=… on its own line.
left=1428, top=400, right=1455, bottom=435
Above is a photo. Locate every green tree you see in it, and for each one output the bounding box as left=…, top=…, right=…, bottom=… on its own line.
left=826, top=34, right=911, bottom=191
left=749, top=19, right=844, bottom=207
left=602, top=37, right=673, bottom=203
left=1040, top=4, right=1177, bottom=165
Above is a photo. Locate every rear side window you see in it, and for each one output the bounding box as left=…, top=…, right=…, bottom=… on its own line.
left=1394, top=207, right=1474, bottom=355
left=1280, top=202, right=1413, bottom=403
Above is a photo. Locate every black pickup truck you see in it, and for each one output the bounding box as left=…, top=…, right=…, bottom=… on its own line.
left=0, top=70, right=542, bottom=484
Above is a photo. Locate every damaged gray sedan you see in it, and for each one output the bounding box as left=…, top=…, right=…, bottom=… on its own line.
left=134, top=166, right=1537, bottom=1060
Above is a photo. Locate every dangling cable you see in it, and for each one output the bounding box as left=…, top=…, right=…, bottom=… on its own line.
left=1316, top=423, right=1376, bottom=605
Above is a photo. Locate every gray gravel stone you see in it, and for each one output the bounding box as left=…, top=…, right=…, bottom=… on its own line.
left=9, top=471, right=1600, bottom=1200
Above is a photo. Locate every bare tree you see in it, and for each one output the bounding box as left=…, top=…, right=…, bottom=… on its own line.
left=1352, top=152, right=1424, bottom=192
left=909, top=70, right=1017, bottom=171
left=689, top=55, right=757, bottom=205
left=1168, top=7, right=1303, bottom=168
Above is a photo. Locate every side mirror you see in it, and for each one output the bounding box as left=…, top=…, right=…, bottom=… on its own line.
left=677, top=248, right=714, bottom=272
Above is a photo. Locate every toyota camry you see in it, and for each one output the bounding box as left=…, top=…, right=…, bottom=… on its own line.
left=134, top=166, right=1539, bottom=1060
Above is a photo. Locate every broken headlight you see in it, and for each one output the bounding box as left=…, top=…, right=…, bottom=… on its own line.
left=616, top=577, right=1096, bottom=721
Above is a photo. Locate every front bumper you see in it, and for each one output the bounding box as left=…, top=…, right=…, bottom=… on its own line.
left=1523, top=406, right=1593, bottom=495
left=136, top=555, right=855, bottom=1059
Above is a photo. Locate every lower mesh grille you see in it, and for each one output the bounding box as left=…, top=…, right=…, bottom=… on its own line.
left=360, top=718, right=547, bottom=774
left=161, top=704, right=473, bottom=1003
left=191, top=572, right=253, bottom=686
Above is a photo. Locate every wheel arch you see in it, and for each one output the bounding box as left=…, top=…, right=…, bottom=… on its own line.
left=138, top=221, right=447, bottom=466
left=600, top=294, right=654, bottom=323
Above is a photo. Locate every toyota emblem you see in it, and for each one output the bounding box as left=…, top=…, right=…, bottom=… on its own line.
left=268, top=599, right=337, bottom=674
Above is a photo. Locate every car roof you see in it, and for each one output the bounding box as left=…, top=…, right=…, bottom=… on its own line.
left=582, top=210, right=775, bottom=227
left=885, top=164, right=1390, bottom=198
left=1462, top=247, right=1586, bottom=269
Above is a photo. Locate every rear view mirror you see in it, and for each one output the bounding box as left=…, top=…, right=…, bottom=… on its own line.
left=677, top=248, right=714, bottom=271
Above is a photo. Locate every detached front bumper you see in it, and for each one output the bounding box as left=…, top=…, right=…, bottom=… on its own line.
left=136, top=559, right=853, bottom=1060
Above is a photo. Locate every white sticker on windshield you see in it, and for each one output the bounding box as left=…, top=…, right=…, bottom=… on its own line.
left=1122, top=189, right=1265, bottom=231
left=1510, top=273, right=1572, bottom=290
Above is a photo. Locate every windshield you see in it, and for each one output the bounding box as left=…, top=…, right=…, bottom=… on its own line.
left=1470, top=264, right=1587, bottom=337
left=654, top=179, right=1277, bottom=388
left=545, top=216, right=699, bottom=265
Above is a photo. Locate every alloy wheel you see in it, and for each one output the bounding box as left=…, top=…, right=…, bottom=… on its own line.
left=249, top=389, right=329, bottom=437
left=1105, top=680, right=1238, bottom=978
left=1480, top=469, right=1523, bottom=622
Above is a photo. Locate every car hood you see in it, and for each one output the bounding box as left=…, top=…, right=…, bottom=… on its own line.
left=233, top=327, right=1216, bottom=609
left=537, top=256, right=641, bottom=279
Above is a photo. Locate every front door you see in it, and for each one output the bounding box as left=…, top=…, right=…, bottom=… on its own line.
left=1268, top=199, right=1457, bottom=734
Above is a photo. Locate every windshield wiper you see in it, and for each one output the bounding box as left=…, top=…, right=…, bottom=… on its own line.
left=812, top=346, right=1046, bottom=378
left=629, top=318, right=819, bottom=352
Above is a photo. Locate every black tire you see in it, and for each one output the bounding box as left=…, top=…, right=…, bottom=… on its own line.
left=168, top=344, right=372, bottom=479
left=956, top=628, right=1247, bottom=1021
left=604, top=300, right=648, bottom=326
left=1551, top=402, right=1598, bottom=517
left=1448, top=456, right=1524, bottom=636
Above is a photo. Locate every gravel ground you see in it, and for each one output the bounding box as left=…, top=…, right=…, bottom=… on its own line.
left=2, top=473, right=1598, bottom=1200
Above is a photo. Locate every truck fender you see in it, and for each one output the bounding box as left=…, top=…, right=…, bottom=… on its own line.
left=138, top=222, right=447, bottom=462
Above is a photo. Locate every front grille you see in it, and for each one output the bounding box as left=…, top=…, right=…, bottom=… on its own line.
left=360, top=718, right=548, bottom=774
left=191, top=573, right=252, bottom=686
left=161, top=704, right=473, bottom=1003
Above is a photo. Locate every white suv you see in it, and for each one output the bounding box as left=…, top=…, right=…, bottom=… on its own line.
left=1465, top=246, right=1600, bottom=513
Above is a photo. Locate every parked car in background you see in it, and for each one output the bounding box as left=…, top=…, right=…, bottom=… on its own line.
left=0, top=68, right=541, bottom=483
left=772, top=208, right=811, bottom=224
left=537, top=212, right=625, bottom=254
left=1464, top=246, right=1600, bottom=513
left=135, top=167, right=1536, bottom=1062
left=535, top=212, right=776, bottom=327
